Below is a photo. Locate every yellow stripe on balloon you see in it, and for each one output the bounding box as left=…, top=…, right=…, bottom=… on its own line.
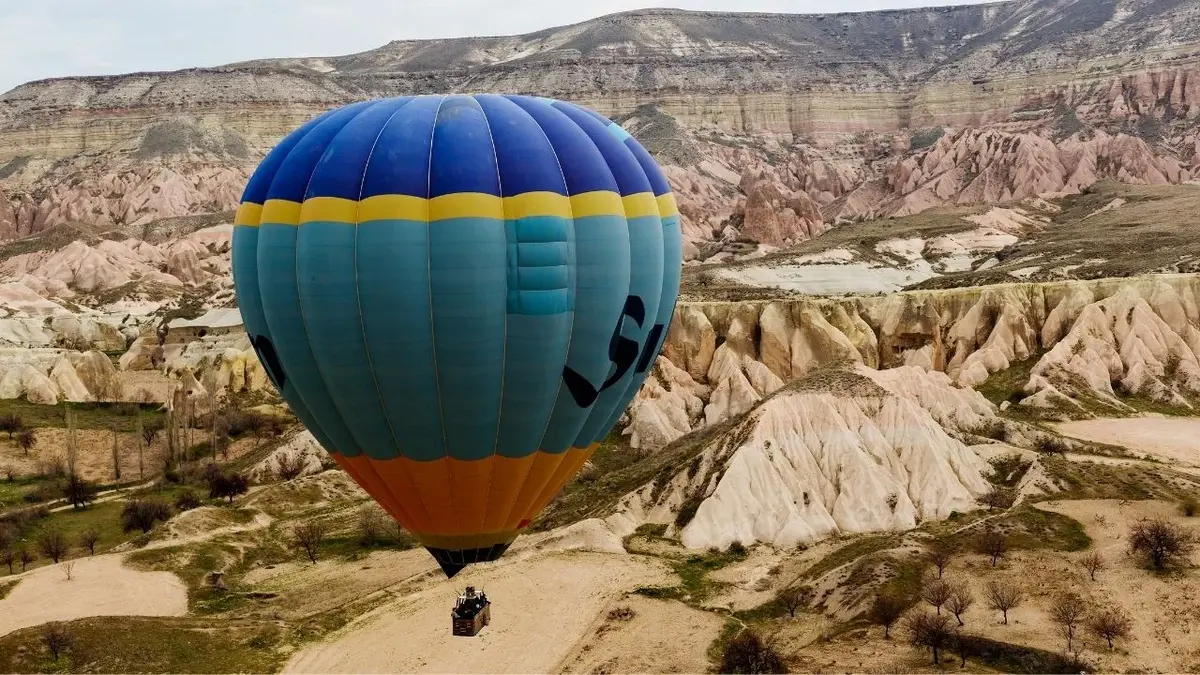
left=299, top=196, right=358, bottom=224
left=622, top=192, right=660, bottom=219
left=569, top=191, right=625, bottom=218
left=234, top=202, right=264, bottom=227
left=359, top=194, right=429, bottom=223
left=656, top=192, right=680, bottom=218
left=260, top=198, right=302, bottom=226
left=430, top=192, right=504, bottom=221
left=504, top=191, right=571, bottom=220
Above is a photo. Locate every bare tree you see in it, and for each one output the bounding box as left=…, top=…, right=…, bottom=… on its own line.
left=1128, top=518, right=1196, bottom=571
left=111, top=427, right=121, bottom=481
left=718, top=629, right=787, bottom=674
left=922, top=577, right=953, bottom=616
left=1089, top=608, right=1132, bottom=649
left=776, top=585, right=812, bottom=618
left=121, top=498, right=172, bottom=533
left=63, top=560, right=75, bottom=581
left=16, top=428, right=35, bottom=456
left=275, top=451, right=307, bottom=481
left=141, top=414, right=162, bottom=449
left=62, top=473, right=98, bottom=509
left=64, top=407, right=78, bottom=479
left=977, top=529, right=1008, bottom=567
left=78, top=528, right=99, bottom=555
left=293, top=521, right=327, bottom=563
left=925, top=541, right=954, bottom=579
left=905, top=611, right=955, bottom=665
left=869, top=593, right=906, bottom=638
left=136, top=408, right=145, bottom=479
left=39, top=530, right=70, bottom=563
left=1048, top=592, right=1089, bottom=652
left=18, top=547, right=34, bottom=571
left=41, top=622, right=74, bottom=660
left=985, top=580, right=1023, bottom=625
left=1081, top=552, right=1107, bottom=581
left=0, top=414, right=24, bottom=440
left=952, top=627, right=973, bottom=667
left=1, top=548, right=14, bottom=574
left=981, top=487, right=1016, bottom=511
left=358, top=505, right=388, bottom=545
left=947, top=581, right=975, bottom=627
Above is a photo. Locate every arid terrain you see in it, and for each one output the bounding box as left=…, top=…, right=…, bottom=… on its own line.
left=1, top=0, right=1200, bottom=673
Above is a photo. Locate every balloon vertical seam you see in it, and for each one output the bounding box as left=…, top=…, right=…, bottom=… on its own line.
left=475, top=94, right=507, bottom=538
left=424, top=94, right=464, bottom=537
left=350, top=97, right=432, bottom=528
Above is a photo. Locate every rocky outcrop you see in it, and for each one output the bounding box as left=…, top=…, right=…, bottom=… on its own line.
left=611, top=364, right=993, bottom=550
left=650, top=274, right=1200, bottom=425
left=0, top=225, right=232, bottom=295
left=1, top=2, right=1198, bottom=259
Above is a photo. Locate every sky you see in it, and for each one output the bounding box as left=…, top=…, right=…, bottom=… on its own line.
left=0, top=0, right=997, bottom=93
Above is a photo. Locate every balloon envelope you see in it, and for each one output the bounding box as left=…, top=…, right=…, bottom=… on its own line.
left=231, top=94, right=681, bottom=577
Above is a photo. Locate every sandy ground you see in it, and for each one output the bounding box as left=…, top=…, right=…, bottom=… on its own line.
left=0, top=428, right=149, bottom=483
left=283, top=551, right=673, bottom=674
left=759, top=499, right=1200, bottom=673
left=1035, top=499, right=1200, bottom=672
left=0, top=427, right=262, bottom=485
left=243, top=548, right=436, bottom=620
left=117, top=371, right=173, bottom=403
left=0, top=554, right=187, bottom=637
left=556, top=594, right=726, bottom=674
left=1054, top=417, right=1200, bottom=467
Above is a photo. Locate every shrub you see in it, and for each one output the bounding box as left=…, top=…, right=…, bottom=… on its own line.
left=121, top=498, right=172, bottom=533
left=718, top=630, right=787, bottom=674
left=0, top=414, right=24, bottom=439
left=174, top=489, right=202, bottom=511
left=41, top=622, right=74, bottom=660
left=1128, top=518, right=1195, bottom=571
left=1180, top=497, right=1198, bottom=518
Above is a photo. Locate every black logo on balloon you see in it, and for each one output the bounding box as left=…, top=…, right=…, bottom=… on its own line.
left=563, top=295, right=663, bottom=408
left=252, top=334, right=287, bottom=390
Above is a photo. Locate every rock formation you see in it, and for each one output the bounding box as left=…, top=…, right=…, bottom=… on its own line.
left=1, top=1, right=1198, bottom=261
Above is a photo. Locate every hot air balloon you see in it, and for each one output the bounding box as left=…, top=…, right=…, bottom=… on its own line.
left=231, top=94, right=681, bottom=578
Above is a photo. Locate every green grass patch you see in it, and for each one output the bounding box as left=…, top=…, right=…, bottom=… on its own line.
left=0, top=400, right=165, bottom=431
left=976, top=355, right=1042, bottom=408
left=0, top=476, right=55, bottom=509
left=1040, top=455, right=1200, bottom=502
left=988, top=453, right=1033, bottom=488
left=634, top=547, right=747, bottom=605
left=706, top=619, right=744, bottom=665
left=939, top=503, right=1091, bottom=553
left=127, top=540, right=247, bottom=614
left=0, top=616, right=287, bottom=673
left=0, top=578, right=18, bottom=599
left=533, top=417, right=740, bottom=532
left=313, top=533, right=417, bottom=562
left=801, top=534, right=902, bottom=582
left=16, top=501, right=132, bottom=569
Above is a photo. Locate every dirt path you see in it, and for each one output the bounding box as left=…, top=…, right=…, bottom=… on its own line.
left=0, top=554, right=187, bottom=637
left=283, top=551, right=672, bottom=674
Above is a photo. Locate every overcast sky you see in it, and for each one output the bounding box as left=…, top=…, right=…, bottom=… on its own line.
left=0, top=0, right=995, bottom=93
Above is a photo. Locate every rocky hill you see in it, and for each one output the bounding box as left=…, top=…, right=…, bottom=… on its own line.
left=1, top=0, right=1198, bottom=260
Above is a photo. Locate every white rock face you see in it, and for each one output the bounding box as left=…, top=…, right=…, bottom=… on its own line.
left=249, top=430, right=327, bottom=482
left=673, top=365, right=992, bottom=550
left=664, top=274, right=1200, bottom=413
